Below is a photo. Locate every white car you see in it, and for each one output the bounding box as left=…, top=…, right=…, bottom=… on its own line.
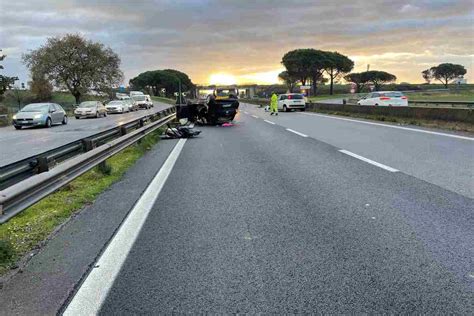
left=278, top=93, right=306, bottom=112
left=144, top=95, right=154, bottom=108
left=105, top=100, right=129, bottom=114
left=357, top=91, right=408, bottom=106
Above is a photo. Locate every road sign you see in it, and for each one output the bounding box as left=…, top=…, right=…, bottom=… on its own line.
left=300, top=85, right=311, bottom=90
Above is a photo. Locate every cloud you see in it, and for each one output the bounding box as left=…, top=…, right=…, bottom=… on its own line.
left=0, top=0, right=473, bottom=85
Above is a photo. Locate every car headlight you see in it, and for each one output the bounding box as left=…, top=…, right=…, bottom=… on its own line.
left=12, top=115, right=17, bottom=120
left=34, top=114, right=43, bottom=119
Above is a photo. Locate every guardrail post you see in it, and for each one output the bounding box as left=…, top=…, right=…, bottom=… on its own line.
left=120, top=126, right=127, bottom=136
left=82, top=139, right=95, bottom=152
left=37, top=157, right=49, bottom=173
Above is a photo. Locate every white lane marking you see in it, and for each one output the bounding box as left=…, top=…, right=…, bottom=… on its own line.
left=339, top=149, right=399, bottom=172
left=264, top=120, right=276, bottom=125
left=286, top=128, right=308, bottom=138
left=251, top=115, right=259, bottom=118
left=64, top=139, right=187, bottom=315
left=301, top=112, right=474, bottom=141
left=244, top=111, right=249, bottom=114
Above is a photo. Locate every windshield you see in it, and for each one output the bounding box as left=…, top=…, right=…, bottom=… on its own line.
left=79, top=101, right=97, bottom=108
left=216, top=89, right=237, bottom=97
left=108, top=101, right=123, bottom=105
left=383, top=92, right=404, bottom=97
left=20, top=103, right=49, bottom=112
left=288, top=94, right=304, bottom=99
left=132, top=95, right=146, bottom=101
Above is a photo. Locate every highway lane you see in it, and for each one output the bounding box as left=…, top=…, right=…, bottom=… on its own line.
left=240, top=103, right=474, bottom=199
left=65, top=112, right=472, bottom=313
left=0, top=101, right=172, bottom=167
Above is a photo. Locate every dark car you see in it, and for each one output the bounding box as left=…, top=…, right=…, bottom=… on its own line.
left=12, top=103, right=68, bottom=129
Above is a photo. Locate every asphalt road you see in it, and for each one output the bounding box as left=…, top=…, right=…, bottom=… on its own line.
left=98, top=111, right=472, bottom=313
left=1, top=107, right=473, bottom=313
left=240, top=103, right=474, bottom=199
left=0, top=101, right=172, bottom=167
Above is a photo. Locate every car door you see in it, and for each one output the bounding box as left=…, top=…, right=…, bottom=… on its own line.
left=98, top=102, right=106, bottom=115
left=53, top=104, right=64, bottom=123
left=278, top=95, right=286, bottom=110
left=48, top=104, right=58, bottom=123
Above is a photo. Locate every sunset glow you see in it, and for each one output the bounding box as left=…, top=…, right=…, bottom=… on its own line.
left=209, top=73, right=237, bottom=85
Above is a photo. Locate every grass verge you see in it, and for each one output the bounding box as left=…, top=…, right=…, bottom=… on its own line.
left=151, top=96, right=176, bottom=105
left=0, top=128, right=164, bottom=276
left=307, top=108, right=474, bottom=133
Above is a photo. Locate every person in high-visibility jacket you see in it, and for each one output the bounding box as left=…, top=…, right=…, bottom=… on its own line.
left=270, top=93, right=278, bottom=115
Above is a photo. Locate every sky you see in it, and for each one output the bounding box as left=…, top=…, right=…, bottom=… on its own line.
left=0, top=0, right=473, bottom=86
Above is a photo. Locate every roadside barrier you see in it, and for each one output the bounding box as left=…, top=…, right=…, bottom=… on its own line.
left=0, top=107, right=176, bottom=223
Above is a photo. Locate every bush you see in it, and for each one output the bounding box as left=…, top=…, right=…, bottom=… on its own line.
left=0, top=239, right=15, bottom=265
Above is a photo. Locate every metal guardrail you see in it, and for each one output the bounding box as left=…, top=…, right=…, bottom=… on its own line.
left=409, top=100, right=473, bottom=108
left=0, top=107, right=176, bottom=223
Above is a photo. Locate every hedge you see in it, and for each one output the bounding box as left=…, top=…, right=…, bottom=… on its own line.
left=306, top=103, right=474, bottom=124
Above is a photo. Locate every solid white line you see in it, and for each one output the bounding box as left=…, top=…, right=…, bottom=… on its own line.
left=286, top=128, right=308, bottom=137
left=301, top=112, right=473, bottom=141
left=64, top=139, right=187, bottom=315
left=339, top=149, right=399, bottom=172
left=251, top=115, right=259, bottom=118
left=264, top=119, right=276, bottom=125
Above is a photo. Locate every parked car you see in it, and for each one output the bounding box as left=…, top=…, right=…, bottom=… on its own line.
left=12, top=103, right=67, bottom=129
left=105, top=100, right=128, bottom=114
left=74, top=101, right=107, bottom=119
left=277, top=93, right=306, bottom=112
left=132, top=95, right=151, bottom=109
left=357, top=91, right=408, bottom=106
left=144, top=95, right=154, bottom=108
left=123, top=98, right=139, bottom=112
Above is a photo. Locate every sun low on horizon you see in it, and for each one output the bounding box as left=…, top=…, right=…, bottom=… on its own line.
left=208, top=73, right=238, bottom=85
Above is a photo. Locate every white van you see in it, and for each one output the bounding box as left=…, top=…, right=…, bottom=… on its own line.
left=278, top=93, right=306, bottom=112
left=129, top=91, right=144, bottom=97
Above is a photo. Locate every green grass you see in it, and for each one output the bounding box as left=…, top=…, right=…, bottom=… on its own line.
left=406, top=90, right=474, bottom=102
left=307, top=108, right=474, bottom=133
left=151, top=96, right=176, bottom=105
left=0, top=128, right=164, bottom=275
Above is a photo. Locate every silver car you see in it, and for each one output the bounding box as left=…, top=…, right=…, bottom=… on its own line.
left=12, top=103, right=68, bottom=130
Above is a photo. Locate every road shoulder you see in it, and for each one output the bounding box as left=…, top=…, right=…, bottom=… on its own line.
left=0, top=138, right=178, bottom=315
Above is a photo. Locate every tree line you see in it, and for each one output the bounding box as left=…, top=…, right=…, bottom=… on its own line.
left=129, top=69, right=194, bottom=98
left=278, top=48, right=468, bottom=94
left=1, top=34, right=469, bottom=106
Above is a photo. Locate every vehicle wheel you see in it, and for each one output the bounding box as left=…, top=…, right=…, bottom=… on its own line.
left=75, top=116, right=80, bottom=119
left=46, top=118, right=52, bottom=128
left=14, top=125, right=22, bottom=130
left=62, top=116, right=68, bottom=125
left=375, top=104, right=379, bottom=106
left=283, top=105, right=288, bottom=112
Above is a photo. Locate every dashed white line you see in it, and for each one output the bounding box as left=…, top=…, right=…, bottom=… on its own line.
left=339, top=149, right=399, bottom=172
left=244, top=111, right=249, bottom=114
left=301, top=112, right=474, bottom=141
left=264, top=120, right=276, bottom=125
left=286, top=128, right=308, bottom=137
left=251, top=115, right=259, bottom=118
left=64, top=139, right=187, bottom=315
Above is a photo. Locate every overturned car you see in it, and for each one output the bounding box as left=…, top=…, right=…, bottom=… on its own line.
left=179, top=88, right=239, bottom=125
